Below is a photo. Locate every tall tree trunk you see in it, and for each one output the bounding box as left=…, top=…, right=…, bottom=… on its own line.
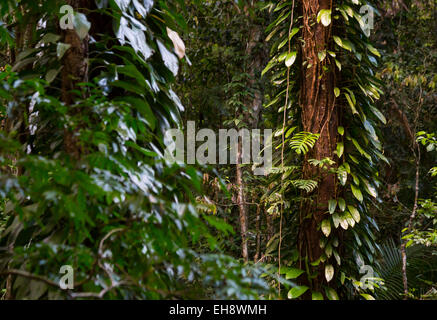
left=298, top=0, right=338, bottom=294
left=61, top=0, right=90, bottom=158
left=236, top=141, right=249, bottom=262
left=235, top=11, right=266, bottom=262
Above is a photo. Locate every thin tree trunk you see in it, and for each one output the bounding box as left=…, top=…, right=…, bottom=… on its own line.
left=392, top=98, right=422, bottom=299
left=236, top=139, right=249, bottom=262
left=61, top=0, right=90, bottom=158
left=254, top=203, right=261, bottom=262
left=298, top=0, right=338, bottom=294
left=234, top=11, right=266, bottom=262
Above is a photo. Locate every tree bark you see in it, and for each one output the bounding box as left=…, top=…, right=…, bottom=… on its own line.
left=235, top=11, right=266, bottom=262
left=61, top=0, right=91, bottom=158
left=298, top=0, right=338, bottom=294
left=236, top=141, right=249, bottom=262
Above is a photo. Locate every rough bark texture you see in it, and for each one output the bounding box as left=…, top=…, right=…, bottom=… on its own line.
left=236, top=140, right=249, bottom=262
left=298, top=0, right=338, bottom=294
left=61, top=0, right=91, bottom=158
left=235, top=14, right=266, bottom=262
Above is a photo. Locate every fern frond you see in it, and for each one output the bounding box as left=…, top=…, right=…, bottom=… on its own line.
left=290, top=132, right=320, bottom=155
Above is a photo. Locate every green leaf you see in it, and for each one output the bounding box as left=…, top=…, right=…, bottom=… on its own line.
left=318, top=50, right=327, bottom=62
left=334, top=36, right=354, bottom=52
left=345, top=93, right=358, bottom=115
left=325, top=264, right=334, bottom=282
left=328, top=199, right=337, bottom=214
left=286, top=268, right=305, bottom=279
left=351, top=184, right=363, bottom=202
left=321, top=219, right=331, bottom=237
left=334, top=87, right=340, bottom=98
left=336, top=142, right=344, bottom=158
left=338, top=198, right=346, bottom=211
left=262, top=58, right=277, bottom=76
left=40, top=33, right=61, bottom=44
left=348, top=205, right=361, bottom=223
left=369, top=105, right=387, bottom=124
left=57, top=43, right=71, bottom=59
left=312, top=292, right=324, bottom=300
left=73, top=12, right=91, bottom=41
left=338, top=126, right=344, bottom=136
left=341, top=272, right=346, bottom=285
left=317, top=9, right=332, bottom=27
left=362, top=179, right=378, bottom=198
left=333, top=250, right=341, bottom=265
left=345, top=212, right=356, bottom=227
left=288, top=286, right=309, bottom=299
left=45, top=68, right=61, bottom=83
left=338, top=167, right=347, bottom=185
left=332, top=213, right=341, bottom=228
left=325, top=287, right=339, bottom=300
left=360, top=293, right=376, bottom=300
left=289, top=27, right=300, bottom=40
left=333, top=36, right=342, bottom=47
left=285, top=51, right=297, bottom=68
left=366, top=44, right=381, bottom=57
left=340, top=214, right=349, bottom=230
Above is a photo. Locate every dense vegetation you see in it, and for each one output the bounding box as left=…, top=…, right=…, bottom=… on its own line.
left=0, top=0, right=436, bottom=300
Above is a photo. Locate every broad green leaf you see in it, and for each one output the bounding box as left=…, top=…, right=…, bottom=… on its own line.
left=285, top=51, right=297, bottom=68
left=345, top=212, right=356, bottom=227
left=321, top=219, right=331, bottom=237
left=332, top=213, right=341, bottom=228
left=286, top=268, right=305, bottom=279
left=326, top=287, right=339, bottom=300
left=363, top=179, right=378, bottom=198
left=312, top=292, right=324, bottom=300
left=337, top=142, right=344, bottom=158
left=338, top=198, right=346, bottom=211
left=325, top=264, right=334, bottom=282
left=369, top=105, right=387, bottom=124
left=317, top=9, right=332, bottom=27
left=348, top=206, right=361, bottom=223
left=334, top=87, right=340, bottom=97
left=45, top=68, right=61, bottom=83
left=340, top=214, right=349, bottom=230
left=338, top=167, right=347, bottom=185
left=351, top=184, right=363, bottom=202
left=328, top=199, right=337, bottom=214
left=334, top=36, right=354, bottom=52
left=333, top=36, right=343, bottom=48
left=360, top=293, right=376, bottom=300
left=288, top=286, right=309, bottom=299
left=262, top=58, right=277, bottom=76
left=40, top=33, right=61, bottom=44
left=333, top=250, right=341, bottom=265
left=289, top=27, right=300, bottom=39
left=57, top=43, right=71, bottom=59
left=318, top=50, right=327, bottom=62
left=366, top=44, right=381, bottom=57
left=338, top=126, right=344, bottom=135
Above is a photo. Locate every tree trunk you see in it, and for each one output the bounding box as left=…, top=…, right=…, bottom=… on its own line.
left=235, top=11, right=266, bottom=262
left=61, top=0, right=90, bottom=158
left=236, top=141, right=249, bottom=262
left=298, top=0, right=338, bottom=294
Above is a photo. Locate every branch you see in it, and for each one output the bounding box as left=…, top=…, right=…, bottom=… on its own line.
left=0, top=269, right=59, bottom=288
